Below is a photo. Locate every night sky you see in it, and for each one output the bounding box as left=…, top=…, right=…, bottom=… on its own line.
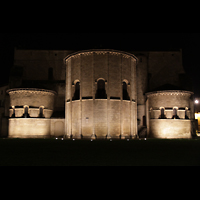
left=1, top=33, right=200, bottom=96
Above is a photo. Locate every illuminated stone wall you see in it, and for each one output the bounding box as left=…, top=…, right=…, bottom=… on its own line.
left=7, top=89, right=56, bottom=119
left=9, top=118, right=51, bottom=138
left=9, top=118, right=65, bottom=138
left=146, top=90, right=194, bottom=138
left=149, top=119, right=192, bottom=139
left=7, top=88, right=62, bottom=138
left=65, top=50, right=138, bottom=139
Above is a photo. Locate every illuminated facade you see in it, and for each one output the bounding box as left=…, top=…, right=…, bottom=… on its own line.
left=146, top=90, right=194, bottom=138
left=0, top=48, right=196, bottom=139
left=65, top=50, right=137, bottom=139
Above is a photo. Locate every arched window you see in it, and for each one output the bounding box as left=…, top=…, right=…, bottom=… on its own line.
left=23, top=106, right=30, bottom=118
left=11, top=106, right=15, bottom=118
left=172, top=107, right=180, bottom=119
left=123, top=81, right=130, bottom=100
left=159, top=108, right=166, bottom=119
left=185, top=107, right=189, bottom=119
left=39, top=107, right=44, bottom=118
left=73, top=81, right=80, bottom=100
left=95, top=79, right=107, bottom=99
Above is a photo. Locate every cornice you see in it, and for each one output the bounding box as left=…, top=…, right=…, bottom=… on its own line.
left=146, top=90, right=193, bottom=97
left=64, top=49, right=138, bottom=63
left=7, top=88, right=57, bottom=96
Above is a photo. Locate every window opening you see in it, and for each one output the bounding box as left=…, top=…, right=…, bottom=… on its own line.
left=73, top=82, right=80, bottom=100
left=39, top=107, right=44, bottom=118
left=123, top=81, right=130, bottom=100
left=159, top=108, right=166, bottom=119
left=143, top=116, right=147, bottom=127
left=95, top=80, right=107, bottom=99
left=23, top=106, right=30, bottom=118
left=185, top=108, right=189, bottom=119
left=172, top=108, right=180, bottom=119
left=11, top=108, right=15, bottom=118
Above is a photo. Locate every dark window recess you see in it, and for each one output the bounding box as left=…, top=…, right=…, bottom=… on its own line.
left=23, top=107, right=30, bottom=118
left=172, top=108, right=180, bottom=119
left=15, top=106, right=24, bottom=108
left=48, top=68, right=54, bottom=80
left=39, top=107, right=45, bottom=118
left=95, top=80, right=107, bottom=99
left=123, top=82, right=130, bottom=100
left=110, top=97, right=120, bottom=100
left=11, top=109, right=15, bottom=118
left=185, top=110, right=189, bottom=119
left=159, top=108, right=167, bottom=119
left=143, top=116, right=147, bottom=126
left=165, top=107, right=173, bottom=110
left=82, top=97, right=93, bottom=100
left=73, top=82, right=80, bottom=100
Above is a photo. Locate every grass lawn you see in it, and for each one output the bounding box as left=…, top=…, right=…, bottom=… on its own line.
left=0, top=138, right=200, bottom=166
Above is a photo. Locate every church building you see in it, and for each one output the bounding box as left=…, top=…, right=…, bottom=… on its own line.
left=1, top=48, right=196, bottom=139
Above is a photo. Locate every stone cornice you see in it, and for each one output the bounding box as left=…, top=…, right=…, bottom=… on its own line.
left=64, top=49, right=138, bottom=63
left=7, top=88, right=57, bottom=96
left=146, top=90, right=194, bottom=97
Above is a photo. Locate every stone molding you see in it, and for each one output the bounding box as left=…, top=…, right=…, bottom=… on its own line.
left=64, top=49, right=138, bottom=63
left=146, top=90, right=193, bottom=97
left=7, top=88, right=57, bottom=96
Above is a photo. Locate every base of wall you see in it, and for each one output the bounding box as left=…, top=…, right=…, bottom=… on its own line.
left=9, top=118, right=65, bottom=138
left=149, top=119, right=192, bottom=139
left=70, top=135, right=134, bottom=140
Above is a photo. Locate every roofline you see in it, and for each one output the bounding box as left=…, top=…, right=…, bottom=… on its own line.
left=64, top=49, right=138, bottom=63
left=7, top=88, right=57, bottom=95
left=146, top=90, right=194, bottom=97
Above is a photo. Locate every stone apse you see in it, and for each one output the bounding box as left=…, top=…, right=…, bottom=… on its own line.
left=8, top=88, right=65, bottom=138
left=146, top=90, right=195, bottom=139
left=65, top=50, right=138, bottom=139
left=5, top=49, right=196, bottom=139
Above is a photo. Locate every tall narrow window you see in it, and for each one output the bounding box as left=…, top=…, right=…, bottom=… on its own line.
left=24, top=106, right=30, bottom=118
left=123, top=81, right=130, bottom=100
left=172, top=107, right=180, bottom=119
left=159, top=108, right=166, bottom=119
left=73, top=82, right=80, bottom=100
left=39, top=107, right=44, bottom=118
left=143, top=116, right=147, bottom=126
left=185, top=108, right=189, bottom=119
left=95, top=79, right=107, bottom=99
left=11, top=107, right=15, bottom=118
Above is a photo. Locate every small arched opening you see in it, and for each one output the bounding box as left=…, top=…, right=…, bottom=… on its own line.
left=172, top=107, right=180, bottom=119
left=73, top=81, right=80, bottom=100
left=95, top=79, right=107, bottom=99
left=39, top=106, right=45, bottom=118
left=23, top=106, right=30, bottom=118
left=122, top=81, right=130, bottom=100
left=159, top=108, right=166, bottom=119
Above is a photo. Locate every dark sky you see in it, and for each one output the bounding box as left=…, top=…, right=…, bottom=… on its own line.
left=1, top=33, right=200, bottom=96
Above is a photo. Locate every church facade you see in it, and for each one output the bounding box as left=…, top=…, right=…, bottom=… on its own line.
left=2, top=48, right=196, bottom=139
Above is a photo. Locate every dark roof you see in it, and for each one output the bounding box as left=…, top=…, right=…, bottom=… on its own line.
left=150, top=84, right=185, bottom=92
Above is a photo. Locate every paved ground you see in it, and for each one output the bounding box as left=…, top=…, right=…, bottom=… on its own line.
left=0, top=138, right=200, bottom=166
